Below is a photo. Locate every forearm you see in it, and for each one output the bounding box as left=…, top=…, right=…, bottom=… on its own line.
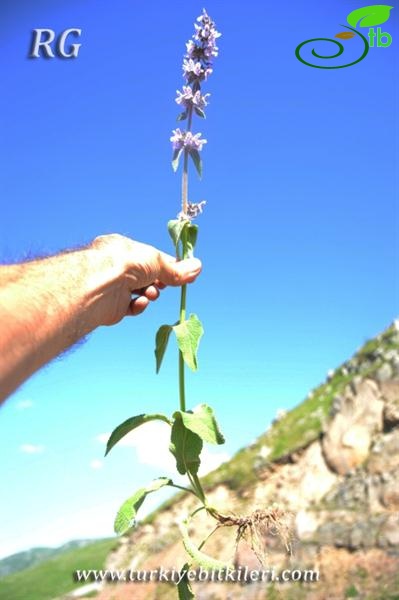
left=0, top=234, right=201, bottom=404
left=0, top=244, right=121, bottom=403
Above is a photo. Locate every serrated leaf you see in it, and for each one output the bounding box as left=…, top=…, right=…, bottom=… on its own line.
left=179, top=519, right=234, bottom=570
left=177, top=563, right=195, bottom=600
left=114, top=477, right=171, bottom=534
left=173, top=314, right=204, bottom=372
left=172, top=148, right=184, bottom=172
left=347, top=5, right=393, bottom=28
left=335, top=31, right=356, bottom=39
left=177, top=111, right=187, bottom=122
left=175, top=405, right=225, bottom=445
left=169, top=417, right=202, bottom=475
left=194, top=107, right=206, bottom=119
left=189, top=149, right=202, bottom=178
left=106, top=414, right=172, bottom=456
left=155, top=324, right=174, bottom=373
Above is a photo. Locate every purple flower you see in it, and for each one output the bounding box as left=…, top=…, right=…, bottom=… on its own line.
left=193, top=10, right=221, bottom=59
left=181, top=11, right=220, bottom=83
left=185, top=131, right=207, bottom=151
left=175, top=85, right=193, bottom=106
left=176, top=87, right=210, bottom=110
left=170, top=129, right=207, bottom=152
left=177, top=200, right=207, bottom=221
left=182, top=59, right=213, bottom=83
left=192, top=91, right=210, bottom=110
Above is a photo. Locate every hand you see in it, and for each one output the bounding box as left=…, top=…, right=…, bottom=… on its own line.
left=90, top=234, right=202, bottom=325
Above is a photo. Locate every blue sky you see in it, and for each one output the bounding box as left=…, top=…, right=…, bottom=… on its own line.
left=0, top=0, right=397, bottom=558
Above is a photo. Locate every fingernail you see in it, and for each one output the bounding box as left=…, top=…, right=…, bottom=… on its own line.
left=185, top=258, right=201, bottom=271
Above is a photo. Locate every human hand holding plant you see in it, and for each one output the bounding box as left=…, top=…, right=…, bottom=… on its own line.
left=89, top=234, right=201, bottom=323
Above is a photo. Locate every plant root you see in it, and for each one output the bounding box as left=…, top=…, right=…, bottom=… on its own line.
left=207, top=505, right=293, bottom=567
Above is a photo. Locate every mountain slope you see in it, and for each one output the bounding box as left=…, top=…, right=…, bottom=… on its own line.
left=0, top=540, right=101, bottom=578
left=95, top=320, right=399, bottom=600
left=0, top=539, right=117, bottom=600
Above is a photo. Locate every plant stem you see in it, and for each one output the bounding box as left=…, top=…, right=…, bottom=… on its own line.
left=198, top=525, right=220, bottom=551
left=178, top=230, right=187, bottom=412
left=191, top=472, right=206, bottom=503
left=178, top=106, right=194, bottom=413
left=169, top=483, right=198, bottom=497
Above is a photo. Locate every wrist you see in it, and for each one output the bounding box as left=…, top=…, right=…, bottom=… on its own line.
left=83, top=236, right=131, bottom=329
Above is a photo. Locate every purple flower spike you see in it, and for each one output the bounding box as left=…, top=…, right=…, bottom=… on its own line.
left=170, top=10, right=219, bottom=177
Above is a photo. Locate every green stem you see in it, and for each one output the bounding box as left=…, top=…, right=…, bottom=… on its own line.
left=190, top=505, right=206, bottom=520
left=168, top=483, right=198, bottom=496
left=187, top=470, right=204, bottom=502
left=198, top=525, right=220, bottom=551
left=191, top=472, right=206, bottom=504
left=178, top=229, right=188, bottom=412
left=178, top=106, right=193, bottom=413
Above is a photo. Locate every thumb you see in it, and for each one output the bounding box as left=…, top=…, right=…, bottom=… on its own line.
left=158, top=254, right=202, bottom=286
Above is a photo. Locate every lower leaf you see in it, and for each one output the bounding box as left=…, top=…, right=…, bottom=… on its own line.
left=169, top=417, right=202, bottom=475
left=114, top=477, right=171, bottom=535
left=177, top=562, right=195, bottom=600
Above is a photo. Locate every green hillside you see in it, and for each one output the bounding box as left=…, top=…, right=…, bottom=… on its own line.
left=0, top=540, right=100, bottom=578
left=0, top=538, right=116, bottom=600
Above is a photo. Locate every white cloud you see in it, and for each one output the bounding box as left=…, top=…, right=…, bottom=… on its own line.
left=96, top=421, right=230, bottom=476
left=20, top=444, right=44, bottom=454
left=90, top=459, right=103, bottom=470
left=16, top=399, right=33, bottom=410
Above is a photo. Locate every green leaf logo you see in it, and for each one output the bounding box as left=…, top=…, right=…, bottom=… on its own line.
left=347, top=4, right=393, bottom=28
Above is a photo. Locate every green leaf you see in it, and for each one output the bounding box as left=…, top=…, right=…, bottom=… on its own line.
left=173, top=314, right=204, bottom=372
left=155, top=324, right=174, bottom=373
left=175, top=404, right=225, bottom=445
left=177, top=563, right=195, bottom=600
left=169, top=417, right=202, bottom=475
left=347, top=5, right=393, bottom=27
left=168, top=220, right=198, bottom=260
left=177, top=111, right=187, bottom=122
left=179, top=519, right=234, bottom=570
left=189, top=149, right=202, bottom=178
left=172, top=148, right=184, bottom=172
left=168, top=219, right=187, bottom=255
left=114, top=477, right=171, bottom=534
left=194, top=107, right=206, bottom=119
left=106, top=414, right=172, bottom=456
left=185, top=224, right=198, bottom=259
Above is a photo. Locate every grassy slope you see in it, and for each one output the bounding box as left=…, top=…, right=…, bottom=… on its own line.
left=0, top=541, right=100, bottom=578
left=0, top=539, right=117, bottom=600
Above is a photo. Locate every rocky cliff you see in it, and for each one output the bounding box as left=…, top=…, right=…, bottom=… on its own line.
left=96, top=321, right=399, bottom=600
